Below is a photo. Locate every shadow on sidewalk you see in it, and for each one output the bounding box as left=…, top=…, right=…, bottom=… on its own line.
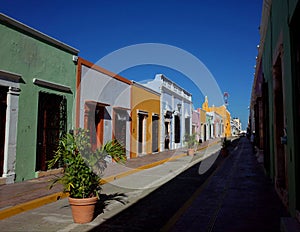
left=94, top=192, right=128, bottom=218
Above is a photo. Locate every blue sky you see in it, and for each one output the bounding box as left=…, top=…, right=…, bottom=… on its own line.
left=0, top=0, right=262, bottom=130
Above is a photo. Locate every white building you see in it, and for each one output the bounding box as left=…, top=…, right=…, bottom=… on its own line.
left=209, top=111, right=223, bottom=138
left=76, top=58, right=132, bottom=159
left=143, top=74, right=192, bottom=151
left=231, top=117, right=242, bottom=136
left=206, top=112, right=214, bottom=140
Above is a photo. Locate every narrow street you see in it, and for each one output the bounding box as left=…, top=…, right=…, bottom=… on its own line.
left=0, top=138, right=288, bottom=231
left=93, top=146, right=223, bottom=231
left=91, top=137, right=288, bottom=232
left=0, top=142, right=223, bottom=231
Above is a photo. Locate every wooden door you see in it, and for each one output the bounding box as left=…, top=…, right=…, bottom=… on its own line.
left=0, top=86, right=8, bottom=176
left=36, top=92, right=66, bottom=171
left=138, top=114, right=143, bottom=154
left=152, top=115, right=159, bottom=152
left=174, top=115, right=180, bottom=143
left=85, top=104, right=104, bottom=150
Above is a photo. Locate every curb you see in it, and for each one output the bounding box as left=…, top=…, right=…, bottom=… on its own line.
left=100, top=152, right=187, bottom=184
left=0, top=192, right=68, bottom=220
left=0, top=139, right=221, bottom=220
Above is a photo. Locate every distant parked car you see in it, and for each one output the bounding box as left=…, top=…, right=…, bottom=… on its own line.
left=240, top=131, right=246, bottom=137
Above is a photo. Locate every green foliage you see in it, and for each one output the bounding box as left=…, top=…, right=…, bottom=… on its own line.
left=48, top=128, right=126, bottom=199
left=184, top=133, right=198, bottom=149
left=222, top=137, right=231, bottom=149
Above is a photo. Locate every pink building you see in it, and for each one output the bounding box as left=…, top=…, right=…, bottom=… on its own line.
left=192, top=110, right=201, bottom=142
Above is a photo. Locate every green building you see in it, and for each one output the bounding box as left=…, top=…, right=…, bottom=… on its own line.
left=251, top=0, right=300, bottom=223
left=0, top=14, right=79, bottom=183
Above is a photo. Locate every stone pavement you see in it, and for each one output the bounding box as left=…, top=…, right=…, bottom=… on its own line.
left=165, top=137, right=290, bottom=232
left=0, top=138, right=219, bottom=220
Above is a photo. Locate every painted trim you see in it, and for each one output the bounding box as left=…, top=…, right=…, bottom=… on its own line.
left=137, top=110, right=149, bottom=116
left=132, top=81, right=161, bottom=96
left=130, top=85, right=133, bottom=158
left=85, top=100, right=110, bottom=107
left=77, top=57, right=132, bottom=85
left=75, top=60, right=82, bottom=128
left=33, top=78, right=72, bottom=93
left=83, top=101, right=108, bottom=149
left=113, top=106, right=131, bottom=111
left=0, top=70, right=25, bottom=84
left=1, top=86, right=20, bottom=183
left=159, top=74, right=192, bottom=96
left=161, top=85, right=192, bottom=103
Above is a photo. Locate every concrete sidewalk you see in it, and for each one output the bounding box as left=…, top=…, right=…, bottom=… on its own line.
left=0, top=138, right=220, bottom=220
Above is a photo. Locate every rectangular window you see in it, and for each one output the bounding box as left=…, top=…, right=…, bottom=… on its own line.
left=113, top=108, right=128, bottom=149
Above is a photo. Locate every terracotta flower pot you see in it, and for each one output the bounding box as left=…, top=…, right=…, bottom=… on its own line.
left=68, top=196, right=98, bottom=224
left=221, top=148, right=229, bottom=157
left=187, top=148, right=195, bottom=156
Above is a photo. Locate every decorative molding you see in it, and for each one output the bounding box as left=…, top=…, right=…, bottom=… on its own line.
left=0, top=70, right=25, bottom=83
left=138, top=110, right=149, bottom=116
left=33, top=78, right=72, bottom=93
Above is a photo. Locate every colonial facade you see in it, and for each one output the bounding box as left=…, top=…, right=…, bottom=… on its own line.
left=206, top=112, right=214, bottom=140
left=202, top=96, right=231, bottom=138
left=250, top=0, right=300, bottom=221
left=192, top=110, right=201, bottom=142
left=130, top=82, right=160, bottom=158
left=0, top=14, right=236, bottom=186
left=144, top=74, right=192, bottom=151
left=76, top=57, right=132, bottom=159
left=198, top=108, right=207, bottom=142
left=231, top=117, right=242, bottom=136
left=0, top=14, right=79, bottom=183
left=209, top=111, right=223, bottom=138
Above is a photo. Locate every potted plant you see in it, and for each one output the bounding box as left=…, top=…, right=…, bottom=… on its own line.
left=220, top=137, right=230, bottom=157
left=185, top=133, right=198, bottom=156
left=48, top=128, right=126, bottom=224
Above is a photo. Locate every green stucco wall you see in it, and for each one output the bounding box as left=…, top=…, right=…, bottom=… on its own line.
left=261, top=0, right=299, bottom=216
left=0, top=22, right=77, bottom=181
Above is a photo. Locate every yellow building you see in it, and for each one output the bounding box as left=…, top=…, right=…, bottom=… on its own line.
left=202, top=96, right=231, bottom=137
left=130, top=82, right=160, bottom=158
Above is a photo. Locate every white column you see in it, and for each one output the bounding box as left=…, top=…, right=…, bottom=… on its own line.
left=171, top=95, right=174, bottom=149
left=3, top=87, right=20, bottom=184
left=180, top=99, right=184, bottom=148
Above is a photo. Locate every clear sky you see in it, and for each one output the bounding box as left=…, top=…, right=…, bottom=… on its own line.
left=0, top=0, right=262, bottom=130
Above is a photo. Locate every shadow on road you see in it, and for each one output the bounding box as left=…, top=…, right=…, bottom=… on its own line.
left=89, top=147, right=227, bottom=231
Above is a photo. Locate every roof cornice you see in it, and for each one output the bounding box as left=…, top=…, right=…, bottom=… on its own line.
left=0, top=13, right=79, bottom=55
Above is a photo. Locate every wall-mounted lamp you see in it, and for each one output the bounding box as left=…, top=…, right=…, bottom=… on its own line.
left=177, top=103, right=182, bottom=112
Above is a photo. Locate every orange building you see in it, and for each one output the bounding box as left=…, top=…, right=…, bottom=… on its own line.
left=202, top=96, right=231, bottom=137
left=130, top=82, right=160, bottom=158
